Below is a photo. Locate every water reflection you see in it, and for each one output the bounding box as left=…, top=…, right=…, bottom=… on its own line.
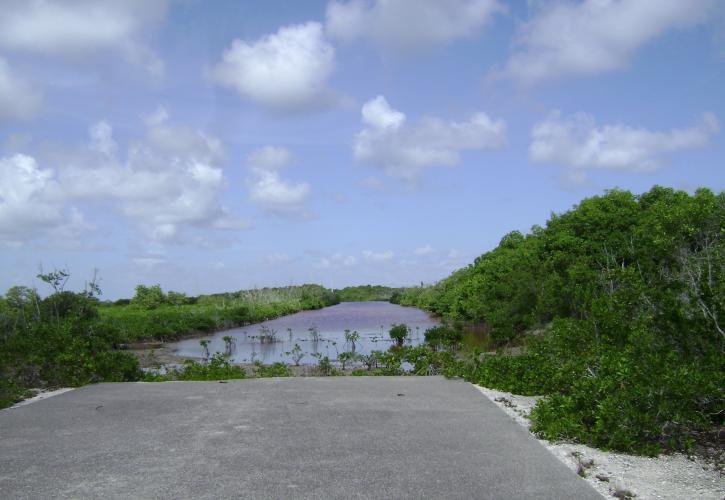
left=171, top=301, right=438, bottom=364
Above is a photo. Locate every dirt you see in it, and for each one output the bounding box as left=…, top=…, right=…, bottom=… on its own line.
left=127, top=342, right=188, bottom=368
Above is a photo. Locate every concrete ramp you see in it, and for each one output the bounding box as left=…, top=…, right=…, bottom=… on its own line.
left=0, top=377, right=601, bottom=499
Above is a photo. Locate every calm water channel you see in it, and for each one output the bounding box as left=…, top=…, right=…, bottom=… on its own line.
left=171, top=301, right=439, bottom=365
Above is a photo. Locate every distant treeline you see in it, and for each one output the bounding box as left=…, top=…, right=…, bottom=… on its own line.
left=99, top=284, right=339, bottom=342
left=393, top=186, right=724, bottom=454
left=334, top=285, right=402, bottom=302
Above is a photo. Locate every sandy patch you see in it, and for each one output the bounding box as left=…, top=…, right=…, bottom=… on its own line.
left=475, top=385, right=724, bottom=500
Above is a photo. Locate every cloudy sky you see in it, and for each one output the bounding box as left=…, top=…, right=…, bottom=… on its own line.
left=1, top=0, right=723, bottom=299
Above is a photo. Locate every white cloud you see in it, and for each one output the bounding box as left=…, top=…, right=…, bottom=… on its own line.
left=414, top=244, right=434, bottom=255
left=498, top=0, right=719, bottom=85
left=64, top=119, right=248, bottom=240
left=0, top=58, right=40, bottom=121
left=530, top=111, right=719, bottom=177
left=0, top=0, right=167, bottom=77
left=354, top=96, right=506, bottom=181
left=246, top=146, right=311, bottom=217
left=0, top=154, right=63, bottom=245
left=211, top=22, right=339, bottom=114
left=326, top=0, right=504, bottom=53
left=361, top=95, right=405, bottom=130
left=46, top=208, right=96, bottom=251
left=363, top=250, right=394, bottom=262
left=1, top=113, right=250, bottom=246
left=89, top=121, right=117, bottom=156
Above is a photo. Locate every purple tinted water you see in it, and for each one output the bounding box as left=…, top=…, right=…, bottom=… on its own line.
left=170, top=301, right=439, bottom=365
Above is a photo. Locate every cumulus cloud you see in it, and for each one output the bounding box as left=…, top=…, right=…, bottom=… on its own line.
left=0, top=58, right=41, bottom=121
left=0, top=154, right=63, bottom=245
left=211, top=22, right=339, bottom=114
left=498, top=0, right=719, bottom=85
left=354, top=96, right=506, bottom=181
left=326, top=0, right=504, bottom=53
left=1, top=113, right=250, bottom=246
left=530, top=111, right=719, bottom=177
left=0, top=0, right=167, bottom=77
left=246, top=146, right=311, bottom=217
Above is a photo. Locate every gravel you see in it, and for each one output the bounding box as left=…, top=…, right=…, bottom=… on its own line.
left=474, top=385, right=725, bottom=499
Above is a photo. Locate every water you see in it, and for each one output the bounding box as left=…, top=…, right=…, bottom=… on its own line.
left=171, top=301, right=439, bottom=365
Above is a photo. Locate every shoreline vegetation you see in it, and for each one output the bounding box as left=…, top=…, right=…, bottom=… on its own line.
left=1, top=186, right=722, bottom=462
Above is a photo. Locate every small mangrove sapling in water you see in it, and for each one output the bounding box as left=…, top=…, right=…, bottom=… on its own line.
left=360, top=352, right=378, bottom=371
left=222, top=335, right=236, bottom=355
left=338, top=351, right=357, bottom=371
left=344, top=329, right=360, bottom=352
left=199, top=339, right=210, bottom=361
left=258, top=325, right=278, bottom=343
left=311, top=352, right=333, bottom=376
left=285, top=343, right=305, bottom=366
left=308, top=326, right=320, bottom=342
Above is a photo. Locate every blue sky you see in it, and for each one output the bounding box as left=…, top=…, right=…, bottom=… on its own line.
left=1, top=0, right=723, bottom=299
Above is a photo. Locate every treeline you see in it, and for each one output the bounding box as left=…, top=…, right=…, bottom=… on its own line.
left=334, top=285, right=402, bottom=302
left=99, top=284, right=339, bottom=342
left=395, top=186, right=724, bottom=454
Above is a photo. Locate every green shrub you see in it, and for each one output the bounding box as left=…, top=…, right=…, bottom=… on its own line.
left=388, top=324, right=409, bottom=347
left=254, top=361, right=292, bottom=378
left=423, top=325, right=463, bottom=349
left=173, top=354, right=247, bottom=381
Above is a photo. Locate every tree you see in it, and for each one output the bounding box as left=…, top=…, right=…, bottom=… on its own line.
left=166, top=290, right=188, bottom=306
left=132, top=284, right=165, bottom=309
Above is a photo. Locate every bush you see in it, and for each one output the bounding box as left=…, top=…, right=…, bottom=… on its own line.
left=388, top=324, right=409, bottom=347
left=172, top=353, right=247, bottom=381
left=0, top=283, right=143, bottom=408
left=254, top=361, right=292, bottom=378
left=423, top=325, right=463, bottom=349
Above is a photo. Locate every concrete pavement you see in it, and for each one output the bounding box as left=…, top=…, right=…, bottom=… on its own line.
left=0, top=377, right=601, bottom=499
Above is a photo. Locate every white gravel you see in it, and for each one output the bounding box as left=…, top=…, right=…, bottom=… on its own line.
left=475, top=385, right=724, bottom=499
left=6, top=387, right=75, bottom=409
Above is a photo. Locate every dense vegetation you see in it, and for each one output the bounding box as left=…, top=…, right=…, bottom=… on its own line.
left=393, top=186, right=724, bottom=454
left=334, top=285, right=402, bottom=302
left=99, top=284, right=339, bottom=342
left=2, top=186, right=721, bottom=457
left=0, top=271, right=142, bottom=408
left=0, top=281, right=339, bottom=408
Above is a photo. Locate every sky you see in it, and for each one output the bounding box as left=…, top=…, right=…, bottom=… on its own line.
left=0, top=0, right=723, bottom=299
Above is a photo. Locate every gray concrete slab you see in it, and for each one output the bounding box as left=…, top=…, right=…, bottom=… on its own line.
left=0, top=377, right=602, bottom=499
